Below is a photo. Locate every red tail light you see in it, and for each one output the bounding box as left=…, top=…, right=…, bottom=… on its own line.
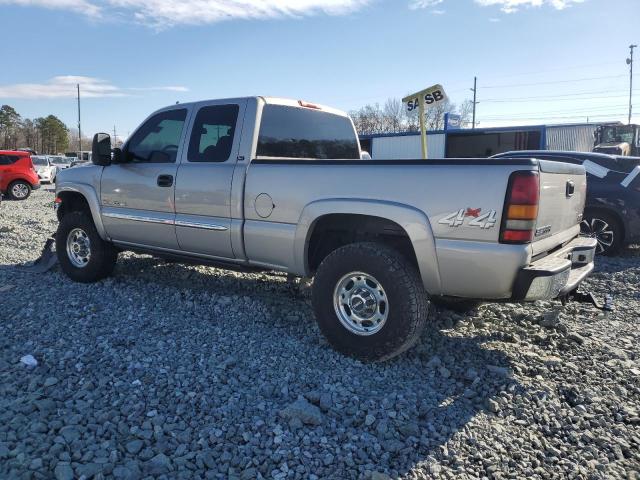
left=500, top=171, right=539, bottom=244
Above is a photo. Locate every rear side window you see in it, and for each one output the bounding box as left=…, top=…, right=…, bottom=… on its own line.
left=187, top=104, right=239, bottom=162
left=126, top=109, right=187, bottom=163
left=257, top=105, right=360, bottom=159
left=0, top=155, right=18, bottom=165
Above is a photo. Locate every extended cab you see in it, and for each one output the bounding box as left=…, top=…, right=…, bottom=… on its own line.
left=54, top=97, right=596, bottom=361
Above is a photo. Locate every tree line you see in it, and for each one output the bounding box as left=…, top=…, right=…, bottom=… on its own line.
left=349, top=98, right=474, bottom=135
left=0, top=104, right=80, bottom=154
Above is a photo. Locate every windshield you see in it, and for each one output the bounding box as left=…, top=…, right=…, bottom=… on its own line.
left=51, top=156, right=70, bottom=165
left=600, top=126, right=635, bottom=144
left=31, top=156, right=49, bottom=166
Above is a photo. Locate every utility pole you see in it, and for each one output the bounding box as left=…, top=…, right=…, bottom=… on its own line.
left=77, top=83, right=82, bottom=154
left=113, top=125, right=117, bottom=146
left=470, top=76, right=478, bottom=129
left=628, top=44, right=637, bottom=125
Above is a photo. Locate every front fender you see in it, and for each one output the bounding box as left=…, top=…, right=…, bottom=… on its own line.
left=293, top=198, right=442, bottom=295
left=56, top=182, right=108, bottom=241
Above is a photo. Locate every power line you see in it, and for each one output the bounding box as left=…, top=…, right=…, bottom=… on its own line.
left=480, top=112, right=628, bottom=121
left=481, top=89, right=640, bottom=103
left=481, top=74, right=627, bottom=89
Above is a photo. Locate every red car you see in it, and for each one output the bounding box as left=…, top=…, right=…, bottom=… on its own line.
left=0, top=150, right=40, bottom=200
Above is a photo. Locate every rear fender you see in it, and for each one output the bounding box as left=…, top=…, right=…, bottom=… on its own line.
left=294, top=198, right=442, bottom=295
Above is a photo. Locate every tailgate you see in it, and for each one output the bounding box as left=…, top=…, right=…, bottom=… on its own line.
left=532, top=160, right=586, bottom=255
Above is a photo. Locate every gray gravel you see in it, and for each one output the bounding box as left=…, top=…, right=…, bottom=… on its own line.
left=1, top=188, right=639, bottom=479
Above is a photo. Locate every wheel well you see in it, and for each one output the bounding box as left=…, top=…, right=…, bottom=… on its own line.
left=307, top=214, right=419, bottom=273
left=584, top=206, right=626, bottom=243
left=56, top=191, right=91, bottom=222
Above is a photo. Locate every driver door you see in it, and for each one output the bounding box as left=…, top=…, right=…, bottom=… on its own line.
left=101, top=107, right=190, bottom=250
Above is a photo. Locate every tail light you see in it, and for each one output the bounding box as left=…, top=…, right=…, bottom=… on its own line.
left=500, top=171, right=539, bottom=244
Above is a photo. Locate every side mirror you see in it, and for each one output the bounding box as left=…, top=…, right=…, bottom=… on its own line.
left=92, top=133, right=112, bottom=166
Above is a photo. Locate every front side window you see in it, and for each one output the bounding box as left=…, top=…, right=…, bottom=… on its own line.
left=126, top=109, right=187, bottom=163
left=257, top=105, right=360, bottom=159
left=187, top=104, right=239, bottom=162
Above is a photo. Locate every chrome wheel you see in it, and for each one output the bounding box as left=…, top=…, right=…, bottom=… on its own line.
left=580, top=218, right=614, bottom=254
left=333, top=272, right=388, bottom=336
left=11, top=183, right=29, bottom=199
left=66, top=228, right=91, bottom=268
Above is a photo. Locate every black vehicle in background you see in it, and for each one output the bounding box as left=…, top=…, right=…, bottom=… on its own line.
left=492, top=150, right=640, bottom=255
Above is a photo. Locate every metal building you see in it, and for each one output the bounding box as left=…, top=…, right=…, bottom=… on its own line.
left=359, top=123, right=601, bottom=159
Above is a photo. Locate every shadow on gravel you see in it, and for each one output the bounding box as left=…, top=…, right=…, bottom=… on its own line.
left=0, top=254, right=523, bottom=478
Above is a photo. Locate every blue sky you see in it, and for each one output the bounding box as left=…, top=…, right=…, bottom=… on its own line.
left=0, top=0, right=638, bottom=142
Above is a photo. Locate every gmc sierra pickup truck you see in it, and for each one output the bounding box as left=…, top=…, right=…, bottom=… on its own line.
left=54, top=96, right=596, bottom=361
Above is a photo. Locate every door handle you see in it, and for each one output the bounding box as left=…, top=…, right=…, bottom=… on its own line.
left=566, top=180, right=575, bottom=197
left=157, top=174, right=173, bottom=187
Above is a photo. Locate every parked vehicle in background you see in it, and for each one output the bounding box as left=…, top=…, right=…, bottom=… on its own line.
left=593, top=124, right=640, bottom=156
left=17, top=148, right=37, bottom=155
left=492, top=150, right=640, bottom=255
left=0, top=150, right=40, bottom=200
left=70, top=157, right=90, bottom=168
left=31, top=155, right=58, bottom=183
left=50, top=156, right=72, bottom=170
left=54, top=97, right=596, bottom=361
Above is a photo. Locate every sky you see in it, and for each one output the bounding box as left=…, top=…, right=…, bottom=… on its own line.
left=0, top=0, right=638, bottom=143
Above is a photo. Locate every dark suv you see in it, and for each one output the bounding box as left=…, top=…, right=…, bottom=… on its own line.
left=492, top=150, right=640, bottom=255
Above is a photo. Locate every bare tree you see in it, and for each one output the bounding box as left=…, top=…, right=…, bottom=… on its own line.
left=351, top=97, right=473, bottom=135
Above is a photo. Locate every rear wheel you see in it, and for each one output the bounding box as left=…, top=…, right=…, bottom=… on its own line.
left=56, top=211, right=118, bottom=282
left=580, top=211, right=623, bottom=255
left=8, top=181, right=31, bottom=200
left=312, top=242, right=429, bottom=362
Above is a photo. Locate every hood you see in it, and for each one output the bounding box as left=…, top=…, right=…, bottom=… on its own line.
left=593, top=142, right=630, bottom=155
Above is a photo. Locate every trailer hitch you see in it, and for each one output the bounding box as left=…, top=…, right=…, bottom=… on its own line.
left=22, top=234, right=58, bottom=273
left=561, top=290, right=614, bottom=311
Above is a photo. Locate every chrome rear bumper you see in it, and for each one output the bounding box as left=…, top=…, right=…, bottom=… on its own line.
left=512, top=236, right=597, bottom=301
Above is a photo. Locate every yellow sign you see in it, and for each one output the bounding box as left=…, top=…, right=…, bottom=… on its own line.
left=402, top=84, right=448, bottom=159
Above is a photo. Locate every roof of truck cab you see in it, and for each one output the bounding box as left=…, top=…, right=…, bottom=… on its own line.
left=163, top=96, right=349, bottom=118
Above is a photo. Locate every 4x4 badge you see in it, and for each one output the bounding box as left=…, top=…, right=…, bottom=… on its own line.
left=439, top=208, right=497, bottom=229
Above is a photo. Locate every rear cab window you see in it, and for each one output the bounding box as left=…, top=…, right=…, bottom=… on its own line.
left=257, top=104, right=360, bottom=159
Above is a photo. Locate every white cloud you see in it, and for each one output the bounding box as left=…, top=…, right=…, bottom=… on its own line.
left=409, top=0, right=443, bottom=9
left=0, top=0, right=100, bottom=16
left=2, top=0, right=370, bottom=27
left=0, top=76, right=189, bottom=99
left=409, top=0, right=584, bottom=13
left=474, top=0, right=584, bottom=13
left=431, top=8, right=445, bottom=14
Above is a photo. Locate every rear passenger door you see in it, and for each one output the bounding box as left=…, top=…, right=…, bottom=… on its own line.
left=174, top=100, right=246, bottom=259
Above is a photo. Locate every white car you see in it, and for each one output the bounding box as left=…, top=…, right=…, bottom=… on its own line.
left=31, top=156, right=58, bottom=184
left=50, top=156, right=72, bottom=170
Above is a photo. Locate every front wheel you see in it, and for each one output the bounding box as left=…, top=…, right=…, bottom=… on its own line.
left=56, top=211, right=118, bottom=282
left=312, top=242, right=429, bottom=362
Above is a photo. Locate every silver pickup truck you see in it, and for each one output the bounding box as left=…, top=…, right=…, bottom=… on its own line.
left=54, top=96, right=596, bottom=361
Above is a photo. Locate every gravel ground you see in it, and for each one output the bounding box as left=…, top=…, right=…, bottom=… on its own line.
left=1, top=188, right=639, bottom=480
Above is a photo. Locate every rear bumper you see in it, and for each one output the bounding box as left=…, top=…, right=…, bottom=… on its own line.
left=511, top=236, right=597, bottom=301
left=32, top=182, right=41, bottom=190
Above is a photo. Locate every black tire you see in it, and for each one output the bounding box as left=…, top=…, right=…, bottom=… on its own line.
left=56, top=211, right=118, bottom=283
left=8, top=180, right=31, bottom=200
left=312, top=242, right=429, bottom=362
left=580, top=210, right=624, bottom=256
